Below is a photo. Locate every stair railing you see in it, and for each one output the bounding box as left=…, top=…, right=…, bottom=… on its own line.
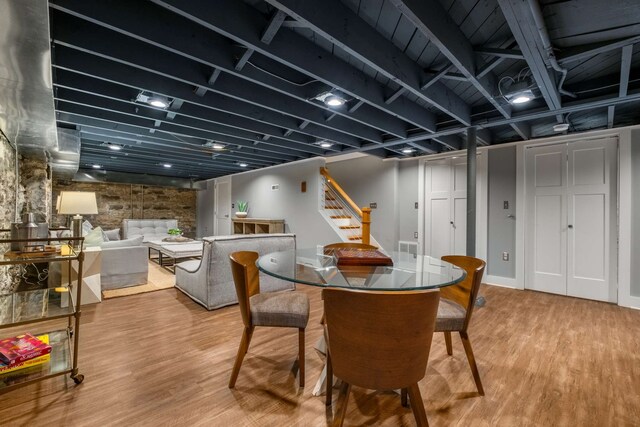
left=320, top=167, right=371, bottom=245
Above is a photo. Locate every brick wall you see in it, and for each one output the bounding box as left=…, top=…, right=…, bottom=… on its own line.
left=52, top=180, right=197, bottom=236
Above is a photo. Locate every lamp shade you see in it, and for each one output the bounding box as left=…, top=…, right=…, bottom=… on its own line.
left=58, top=191, right=98, bottom=215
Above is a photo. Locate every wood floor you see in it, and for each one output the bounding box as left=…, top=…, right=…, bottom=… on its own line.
left=1, top=284, right=639, bottom=426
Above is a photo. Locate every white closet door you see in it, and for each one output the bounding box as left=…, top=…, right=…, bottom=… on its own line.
left=525, top=144, right=568, bottom=295
left=451, top=158, right=468, bottom=255
left=567, top=138, right=617, bottom=302
left=424, top=160, right=452, bottom=260
left=214, top=178, right=231, bottom=236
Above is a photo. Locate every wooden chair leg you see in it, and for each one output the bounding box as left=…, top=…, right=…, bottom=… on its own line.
left=459, top=331, right=484, bottom=396
left=298, top=328, right=305, bottom=387
left=444, top=331, right=453, bottom=355
left=401, top=388, right=409, bottom=407
left=326, top=352, right=333, bottom=406
left=228, top=326, right=254, bottom=388
left=407, top=383, right=429, bottom=427
left=332, top=382, right=351, bottom=427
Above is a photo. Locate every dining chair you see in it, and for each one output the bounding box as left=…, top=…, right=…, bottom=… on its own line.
left=323, top=288, right=440, bottom=427
left=228, top=251, right=310, bottom=388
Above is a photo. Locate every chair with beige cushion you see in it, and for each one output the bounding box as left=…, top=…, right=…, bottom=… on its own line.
left=228, top=251, right=309, bottom=388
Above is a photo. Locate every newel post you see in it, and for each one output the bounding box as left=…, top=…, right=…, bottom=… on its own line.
left=361, top=207, right=371, bottom=245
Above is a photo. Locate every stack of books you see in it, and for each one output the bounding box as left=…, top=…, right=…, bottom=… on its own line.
left=0, top=333, right=52, bottom=375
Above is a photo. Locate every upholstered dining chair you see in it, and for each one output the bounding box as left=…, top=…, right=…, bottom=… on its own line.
left=228, top=251, right=310, bottom=388
left=323, top=288, right=440, bottom=427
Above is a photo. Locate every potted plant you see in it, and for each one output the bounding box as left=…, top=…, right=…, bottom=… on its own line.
left=168, top=228, right=182, bottom=236
left=235, top=201, right=248, bottom=218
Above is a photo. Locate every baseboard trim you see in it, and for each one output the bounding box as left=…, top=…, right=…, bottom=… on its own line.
left=484, top=275, right=518, bottom=289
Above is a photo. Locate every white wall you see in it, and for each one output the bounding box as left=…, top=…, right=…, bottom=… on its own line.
left=229, top=158, right=338, bottom=248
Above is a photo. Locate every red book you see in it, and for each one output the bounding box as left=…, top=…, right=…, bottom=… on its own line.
left=0, top=333, right=52, bottom=366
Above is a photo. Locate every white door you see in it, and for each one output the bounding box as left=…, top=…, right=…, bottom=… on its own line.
left=197, top=180, right=215, bottom=238
left=214, top=177, right=231, bottom=236
left=567, top=138, right=617, bottom=302
left=422, top=156, right=484, bottom=260
left=525, top=144, right=568, bottom=295
left=525, top=138, right=617, bottom=302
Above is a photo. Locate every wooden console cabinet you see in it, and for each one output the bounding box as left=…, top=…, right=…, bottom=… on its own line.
left=232, top=218, right=285, bottom=235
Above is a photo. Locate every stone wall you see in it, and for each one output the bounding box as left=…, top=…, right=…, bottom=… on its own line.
left=52, top=180, right=197, bottom=236
left=19, top=156, right=52, bottom=222
left=0, top=134, right=18, bottom=297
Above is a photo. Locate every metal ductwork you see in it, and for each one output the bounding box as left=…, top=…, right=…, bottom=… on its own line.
left=0, top=0, right=76, bottom=174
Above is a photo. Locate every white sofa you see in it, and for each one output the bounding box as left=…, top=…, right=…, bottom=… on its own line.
left=100, top=238, right=149, bottom=290
left=122, top=219, right=178, bottom=243
left=175, top=234, right=296, bottom=310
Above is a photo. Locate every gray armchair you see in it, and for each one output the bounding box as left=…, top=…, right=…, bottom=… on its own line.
left=175, top=234, right=296, bottom=310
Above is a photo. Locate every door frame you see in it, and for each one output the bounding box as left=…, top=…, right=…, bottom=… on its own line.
left=213, top=175, right=232, bottom=236
left=417, top=150, right=488, bottom=262
left=518, top=136, right=619, bottom=298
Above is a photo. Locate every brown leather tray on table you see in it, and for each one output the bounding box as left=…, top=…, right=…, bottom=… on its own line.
left=333, top=249, right=394, bottom=267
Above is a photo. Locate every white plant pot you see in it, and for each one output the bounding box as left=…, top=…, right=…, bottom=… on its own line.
left=235, top=212, right=248, bottom=218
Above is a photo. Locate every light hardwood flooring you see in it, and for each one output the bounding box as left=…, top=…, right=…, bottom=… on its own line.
left=1, top=285, right=639, bottom=426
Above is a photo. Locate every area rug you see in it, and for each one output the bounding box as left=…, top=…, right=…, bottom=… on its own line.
left=102, top=261, right=175, bottom=299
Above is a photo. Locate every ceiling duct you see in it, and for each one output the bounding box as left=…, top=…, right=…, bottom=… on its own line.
left=0, top=0, right=59, bottom=159
left=51, top=128, right=80, bottom=179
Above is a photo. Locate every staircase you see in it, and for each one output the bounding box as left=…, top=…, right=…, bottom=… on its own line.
left=319, top=167, right=381, bottom=248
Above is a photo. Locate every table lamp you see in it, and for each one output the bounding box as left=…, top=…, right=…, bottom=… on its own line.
left=57, top=191, right=98, bottom=248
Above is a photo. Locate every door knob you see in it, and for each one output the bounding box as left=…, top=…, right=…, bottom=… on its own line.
left=450, top=221, right=454, bottom=225
left=225, top=214, right=229, bottom=218
left=568, top=224, right=573, bottom=228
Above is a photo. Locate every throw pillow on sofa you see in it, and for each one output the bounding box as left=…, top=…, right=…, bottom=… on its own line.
left=104, top=228, right=121, bottom=241
left=101, top=236, right=144, bottom=249
left=82, top=220, right=94, bottom=236
left=84, top=226, right=105, bottom=247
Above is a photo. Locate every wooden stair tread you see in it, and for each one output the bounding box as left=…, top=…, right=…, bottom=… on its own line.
left=330, top=215, right=352, bottom=219
left=339, top=225, right=360, bottom=229
left=325, top=206, right=342, bottom=209
left=347, top=235, right=362, bottom=241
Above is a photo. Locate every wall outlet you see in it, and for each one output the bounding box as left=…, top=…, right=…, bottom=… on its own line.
left=369, top=202, right=377, bottom=209
left=502, top=252, right=509, bottom=261
left=414, top=232, right=418, bottom=239
left=271, top=184, right=280, bottom=191
left=503, top=200, right=509, bottom=209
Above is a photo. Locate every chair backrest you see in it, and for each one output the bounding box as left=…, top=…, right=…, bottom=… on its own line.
left=122, top=219, right=178, bottom=241
left=229, top=251, right=261, bottom=327
left=440, top=255, right=486, bottom=329
left=323, top=242, right=378, bottom=251
left=322, top=288, right=440, bottom=390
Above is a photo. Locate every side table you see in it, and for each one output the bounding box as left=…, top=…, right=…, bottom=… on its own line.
left=62, top=246, right=102, bottom=305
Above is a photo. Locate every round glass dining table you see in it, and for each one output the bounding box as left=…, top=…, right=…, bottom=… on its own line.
left=257, top=248, right=466, bottom=291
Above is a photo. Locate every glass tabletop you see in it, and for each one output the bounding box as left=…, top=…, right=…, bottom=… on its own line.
left=257, top=248, right=466, bottom=291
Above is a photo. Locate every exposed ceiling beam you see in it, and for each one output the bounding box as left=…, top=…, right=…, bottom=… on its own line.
left=359, top=90, right=640, bottom=151
left=558, top=35, right=640, bottom=65
left=497, top=0, right=563, bottom=115
left=150, top=0, right=442, bottom=136
left=264, top=0, right=471, bottom=126
left=388, top=0, right=530, bottom=140
left=48, top=4, right=404, bottom=140
left=261, top=9, right=287, bottom=44
left=475, top=47, right=524, bottom=60
left=53, top=48, right=361, bottom=150
left=608, top=44, right=633, bottom=128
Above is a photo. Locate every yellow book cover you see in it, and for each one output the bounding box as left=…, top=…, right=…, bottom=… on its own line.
left=0, top=334, right=50, bottom=375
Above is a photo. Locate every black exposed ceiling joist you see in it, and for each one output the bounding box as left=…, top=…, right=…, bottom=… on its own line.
left=264, top=0, right=472, bottom=126
left=150, top=0, right=440, bottom=136
left=475, top=48, right=524, bottom=60
left=55, top=89, right=324, bottom=157
left=53, top=73, right=340, bottom=152
left=388, top=0, right=530, bottom=141
left=558, top=35, right=640, bottom=65
left=608, top=45, right=633, bottom=128
left=48, top=2, right=408, bottom=139
left=261, top=10, right=287, bottom=44
left=52, top=49, right=357, bottom=150
left=360, top=90, right=640, bottom=151
left=55, top=107, right=304, bottom=162
left=497, top=0, right=563, bottom=117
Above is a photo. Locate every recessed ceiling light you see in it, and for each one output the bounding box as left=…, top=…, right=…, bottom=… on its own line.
left=105, top=142, right=123, bottom=151
left=553, top=123, right=570, bottom=132
left=325, top=95, right=346, bottom=107
left=149, top=99, right=169, bottom=108
left=238, top=162, right=248, bottom=168
left=511, top=94, right=532, bottom=104
left=92, top=164, right=101, bottom=169
left=402, top=147, right=415, bottom=154
left=162, top=163, right=172, bottom=168
left=319, top=141, right=333, bottom=148
left=212, top=143, right=225, bottom=150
